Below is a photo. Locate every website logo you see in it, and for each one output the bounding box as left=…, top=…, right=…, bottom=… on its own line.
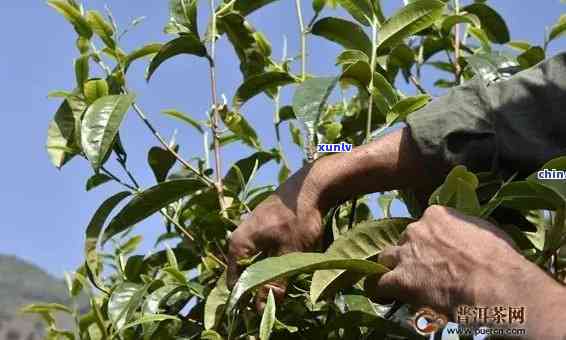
left=411, top=308, right=448, bottom=335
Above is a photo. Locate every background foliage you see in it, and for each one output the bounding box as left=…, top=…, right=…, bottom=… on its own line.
left=27, top=0, right=566, bottom=338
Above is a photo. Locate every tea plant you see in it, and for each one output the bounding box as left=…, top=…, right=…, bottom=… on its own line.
left=24, top=0, right=566, bottom=339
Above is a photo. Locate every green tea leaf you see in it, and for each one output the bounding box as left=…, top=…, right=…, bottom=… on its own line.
left=377, top=0, right=445, bottom=54
left=517, top=46, right=545, bottom=69
left=220, top=109, right=261, bottom=148
left=217, top=13, right=268, bottom=78
left=233, top=71, right=297, bottom=110
left=227, top=253, right=389, bottom=313
left=20, top=303, right=72, bottom=314
left=549, top=14, right=566, bottom=44
left=233, top=0, right=279, bottom=16
left=335, top=0, right=373, bottom=26
left=108, top=282, right=150, bottom=330
left=86, top=173, right=112, bottom=191
left=292, top=76, right=339, bottom=128
left=204, top=272, right=229, bottom=330
left=336, top=49, right=370, bottom=66
left=85, top=191, right=131, bottom=284
left=83, top=78, right=109, bottom=105
left=259, top=289, right=276, bottom=340
left=440, top=13, right=481, bottom=35
left=122, top=314, right=180, bottom=331
left=47, top=0, right=93, bottom=38
left=162, top=109, right=205, bottom=134
left=429, top=166, right=482, bottom=216
left=311, top=17, right=371, bottom=56
left=148, top=146, right=178, bottom=182
left=75, top=54, right=90, bottom=91
left=124, top=43, right=163, bottom=73
left=169, top=0, right=199, bottom=37
left=201, top=330, right=223, bottom=340
left=385, top=94, right=430, bottom=126
left=147, top=36, right=207, bottom=81
left=102, top=179, right=206, bottom=244
left=463, top=3, right=510, bottom=44
left=46, top=96, right=87, bottom=168
left=310, top=218, right=410, bottom=302
left=85, top=10, right=115, bottom=49
left=81, top=94, right=136, bottom=171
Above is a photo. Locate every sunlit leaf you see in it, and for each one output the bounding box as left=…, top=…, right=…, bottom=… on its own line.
left=162, top=109, right=205, bottom=134
left=227, top=253, right=389, bottom=313
left=85, top=10, right=115, bottom=49
left=377, top=0, right=445, bottom=54
left=204, top=272, right=229, bottom=330
left=292, top=76, right=339, bottom=129
left=47, top=0, right=93, bottom=38
left=549, top=14, right=566, bottom=44
left=83, top=78, right=109, bottom=105
left=108, top=282, right=150, bottom=330
left=122, top=314, right=180, bottom=331
left=259, top=289, right=276, bottom=340
left=220, top=109, right=261, bottom=148
left=81, top=94, right=136, bottom=171
left=124, top=43, right=163, bottom=73
left=169, top=0, right=199, bottom=37
left=310, top=218, right=410, bottom=302
left=46, top=96, right=87, bottom=168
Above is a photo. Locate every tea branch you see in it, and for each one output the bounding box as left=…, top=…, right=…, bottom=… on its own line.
left=452, top=0, right=462, bottom=83
left=208, top=0, right=228, bottom=215
left=89, top=43, right=214, bottom=188
left=365, top=18, right=379, bottom=143
left=294, top=0, right=307, bottom=80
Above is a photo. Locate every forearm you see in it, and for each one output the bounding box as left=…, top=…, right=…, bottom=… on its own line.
left=475, top=258, right=566, bottom=339
left=303, top=127, right=444, bottom=211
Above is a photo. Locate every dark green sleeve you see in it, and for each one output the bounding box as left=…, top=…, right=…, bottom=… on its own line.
left=406, top=52, right=566, bottom=178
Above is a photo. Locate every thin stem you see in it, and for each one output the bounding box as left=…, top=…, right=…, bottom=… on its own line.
left=409, top=74, right=428, bottom=95
left=294, top=0, right=307, bottom=80
left=365, top=20, right=379, bottom=143
left=103, top=164, right=196, bottom=242
left=273, top=92, right=291, bottom=170
left=208, top=0, right=228, bottom=214
left=100, top=166, right=137, bottom=191
left=116, top=154, right=140, bottom=189
left=129, top=100, right=213, bottom=187
left=89, top=43, right=213, bottom=187
left=452, top=0, right=462, bottom=83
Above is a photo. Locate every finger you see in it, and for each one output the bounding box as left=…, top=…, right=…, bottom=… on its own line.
left=254, top=280, right=287, bottom=312
left=364, top=274, right=394, bottom=305
left=378, top=246, right=402, bottom=269
left=227, top=230, right=258, bottom=289
left=371, top=270, right=406, bottom=304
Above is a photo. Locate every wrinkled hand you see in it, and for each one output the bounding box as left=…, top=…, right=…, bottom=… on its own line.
left=227, top=167, right=327, bottom=310
left=367, top=205, right=544, bottom=319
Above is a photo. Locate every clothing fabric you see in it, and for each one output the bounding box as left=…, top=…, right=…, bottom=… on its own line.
left=407, top=52, right=566, bottom=178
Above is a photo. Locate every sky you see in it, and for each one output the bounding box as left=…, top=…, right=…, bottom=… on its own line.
left=0, top=0, right=564, bottom=278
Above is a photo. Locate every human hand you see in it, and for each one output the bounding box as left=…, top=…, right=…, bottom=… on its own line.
left=367, top=206, right=559, bottom=320
left=227, top=165, right=327, bottom=310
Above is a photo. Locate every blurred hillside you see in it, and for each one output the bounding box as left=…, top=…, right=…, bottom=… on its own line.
left=0, top=254, right=79, bottom=339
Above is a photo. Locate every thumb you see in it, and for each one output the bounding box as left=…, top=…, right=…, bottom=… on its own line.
left=254, top=279, right=287, bottom=312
